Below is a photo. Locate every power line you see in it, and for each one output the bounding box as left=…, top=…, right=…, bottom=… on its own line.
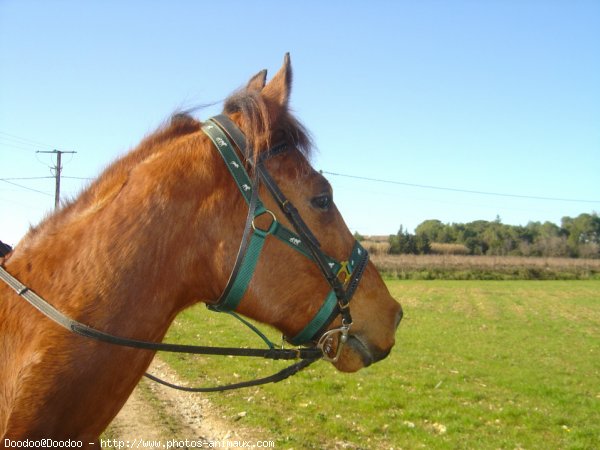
left=0, top=142, right=40, bottom=153
left=320, top=170, right=600, bottom=204
left=0, top=179, right=53, bottom=196
left=62, top=176, right=94, bottom=181
left=0, top=176, right=54, bottom=181
left=0, top=131, right=55, bottom=149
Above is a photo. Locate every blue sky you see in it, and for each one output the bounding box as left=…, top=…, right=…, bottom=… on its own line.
left=1, top=1, right=599, bottom=246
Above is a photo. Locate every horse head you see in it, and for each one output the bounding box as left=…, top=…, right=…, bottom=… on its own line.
left=198, top=54, right=403, bottom=372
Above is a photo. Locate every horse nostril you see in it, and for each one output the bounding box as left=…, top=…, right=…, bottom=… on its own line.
left=394, top=305, right=403, bottom=329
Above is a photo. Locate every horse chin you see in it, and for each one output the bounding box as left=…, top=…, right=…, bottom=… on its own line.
left=332, top=335, right=375, bottom=373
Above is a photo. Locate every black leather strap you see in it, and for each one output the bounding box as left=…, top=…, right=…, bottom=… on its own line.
left=144, top=357, right=318, bottom=393
left=0, top=266, right=321, bottom=392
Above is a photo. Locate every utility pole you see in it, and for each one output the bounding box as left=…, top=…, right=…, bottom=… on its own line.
left=37, top=149, right=76, bottom=209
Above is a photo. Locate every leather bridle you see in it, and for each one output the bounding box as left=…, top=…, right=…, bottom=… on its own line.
left=203, top=115, right=368, bottom=359
left=0, top=114, right=369, bottom=392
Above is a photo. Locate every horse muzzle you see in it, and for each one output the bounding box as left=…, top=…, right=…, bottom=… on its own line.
left=327, top=303, right=403, bottom=372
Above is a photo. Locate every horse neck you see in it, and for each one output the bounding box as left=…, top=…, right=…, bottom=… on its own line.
left=6, top=133, right=228, bottom=341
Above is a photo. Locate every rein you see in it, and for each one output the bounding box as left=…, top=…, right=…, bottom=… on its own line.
left=0, top=114, right=368, bottom=392
left=0, top=265, right=321, bottom=392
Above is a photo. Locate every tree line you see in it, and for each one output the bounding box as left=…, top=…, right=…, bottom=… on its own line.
left=386, top=213, right=600, bottom=258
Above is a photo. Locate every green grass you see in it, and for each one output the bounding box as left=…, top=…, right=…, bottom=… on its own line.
left=159, top=281, right=600, bottom=449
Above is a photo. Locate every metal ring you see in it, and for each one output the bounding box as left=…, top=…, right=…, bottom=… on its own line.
left=251, top=209, right=277, bottom=233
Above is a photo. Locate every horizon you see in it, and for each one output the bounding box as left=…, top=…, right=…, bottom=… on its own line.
left=357, top=210, right=599, bottom=240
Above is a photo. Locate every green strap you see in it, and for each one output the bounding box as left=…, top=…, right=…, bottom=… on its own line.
left=270, top=222, right=312, bottom=260
left=225, top=311, right=276, bottom=349
left=288, top=291, right=338, bottom=345
left=270, top=222, right=341, bottom=272
left=210, top=229, right=268, bottom=311
left=345, top=241, right=366, bottom=275
left=203, top=121, right=260, bottom=207
left=203, top=121, right=267, bottom=311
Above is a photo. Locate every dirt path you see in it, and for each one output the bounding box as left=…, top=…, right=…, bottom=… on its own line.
left=104, top=357, right=259, bottom=448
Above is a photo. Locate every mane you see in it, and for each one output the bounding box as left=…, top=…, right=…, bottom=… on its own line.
left=223, top=89, right=313, bottom=160
left=72, top=113, right=201, bottom=207
left=21, top=115, right=201, bottom=242
left=19, top=89, right=312, bottom=246
left=87, top=112, right=201, bottom=197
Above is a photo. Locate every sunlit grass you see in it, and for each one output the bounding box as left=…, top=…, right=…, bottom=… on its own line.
left=159, top=280, right=600, bottom=449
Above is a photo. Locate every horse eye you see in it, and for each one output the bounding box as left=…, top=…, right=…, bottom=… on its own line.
left=311, top=194, right=332, bottom=211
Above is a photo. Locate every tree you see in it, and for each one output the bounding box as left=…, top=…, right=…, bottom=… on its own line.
left=562, top=213, right=600, bottom=257
left=526, top=221, right=568, bottom=257
left=389, top=225, right=430, bottom=255
left=456, top=221, right=489, bottom=255
left=415, top=220, right=445, bottom=243
left=415, top=234, right=431, bottom=254
left=408, top=214, right=599, bottom=258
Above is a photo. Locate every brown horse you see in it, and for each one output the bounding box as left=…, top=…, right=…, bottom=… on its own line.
left=0, top=55, right=402, bottom=443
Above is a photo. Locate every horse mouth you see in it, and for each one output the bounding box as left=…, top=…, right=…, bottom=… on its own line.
left=346, top=333, right=394, bottom=367
left=345, top=335, right=372, bottom=367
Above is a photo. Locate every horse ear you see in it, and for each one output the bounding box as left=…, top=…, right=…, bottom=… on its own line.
left=247, top=69, right=267, bottom=92
left=262, top=53, right=292, bottom=116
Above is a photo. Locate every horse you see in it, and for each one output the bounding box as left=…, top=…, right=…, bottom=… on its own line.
left=0, top=54, right=402, bottom=443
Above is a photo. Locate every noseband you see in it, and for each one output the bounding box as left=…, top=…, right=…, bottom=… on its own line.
left=203, top=115, right=368, bottom=361
left=0, top=114, right=369, bottom=392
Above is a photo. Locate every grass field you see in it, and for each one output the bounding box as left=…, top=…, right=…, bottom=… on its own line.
left=159, top=280, right=600, bottom=449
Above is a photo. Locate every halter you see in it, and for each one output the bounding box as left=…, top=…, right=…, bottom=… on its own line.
left=203, top=115, right=368, bottom=360
left=0, top=114, right=369, bottom=391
